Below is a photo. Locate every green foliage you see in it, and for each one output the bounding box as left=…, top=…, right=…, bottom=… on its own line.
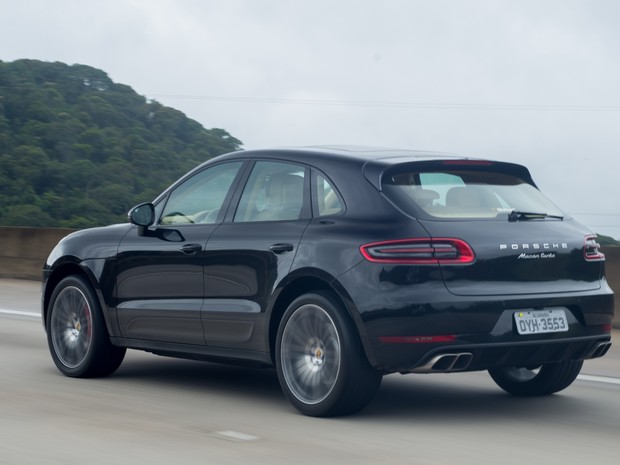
left=0, top=59, right=243, bottom=228
left=597, top=234, right=620, bottom=247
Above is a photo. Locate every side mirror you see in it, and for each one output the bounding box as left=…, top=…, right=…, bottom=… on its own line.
left=128, top=203, right=155, bottom=236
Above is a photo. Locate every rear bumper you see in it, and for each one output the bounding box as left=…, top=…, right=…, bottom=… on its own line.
left=365, top=319, right=613, bottom=374
left=339, top=266, right=614, bottom=373
left=397, top=335, right=612, bottom=374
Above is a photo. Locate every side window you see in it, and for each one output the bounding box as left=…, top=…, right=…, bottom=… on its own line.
left=314, top=172, right=343, bottom=217
left=160, top=162, right=243, bottom=225
left=234, top=161, right=306, bottom=222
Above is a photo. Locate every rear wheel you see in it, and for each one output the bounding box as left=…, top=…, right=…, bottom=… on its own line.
left=488, top=360, right=583, bottom=396
left=275, top=292, right=382, bottom=417
left=46, top=275, right=125, bottom=378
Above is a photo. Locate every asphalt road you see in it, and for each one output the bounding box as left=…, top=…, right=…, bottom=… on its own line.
left=1, top=279, right=618, bottom=465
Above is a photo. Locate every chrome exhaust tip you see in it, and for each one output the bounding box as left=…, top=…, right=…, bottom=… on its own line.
left=589, top=341, right=612, bottom=359
left=409, top=352, right=473, bottom=373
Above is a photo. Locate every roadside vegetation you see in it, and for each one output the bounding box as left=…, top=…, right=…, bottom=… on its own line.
left=598, top=234, right=620, bottom=247
left=1, top=59, right=618, bottom=243
left=0, top=59, right=242, bottom=228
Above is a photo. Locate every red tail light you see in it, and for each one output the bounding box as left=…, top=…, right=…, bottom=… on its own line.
left=360, top=238, right=475, bottom=265
left=584, top=235, right=605, bottom=262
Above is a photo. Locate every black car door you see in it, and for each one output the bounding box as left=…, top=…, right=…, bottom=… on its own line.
left=201, top=160, right=311, bottom=351
left=115, top=161, right=245, bottom=345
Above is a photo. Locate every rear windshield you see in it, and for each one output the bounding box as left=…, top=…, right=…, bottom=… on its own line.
left=382, top=168, right=564, bottom=220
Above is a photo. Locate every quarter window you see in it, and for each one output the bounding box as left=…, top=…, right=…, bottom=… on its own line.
left=315, top=173, right=343, bottom=217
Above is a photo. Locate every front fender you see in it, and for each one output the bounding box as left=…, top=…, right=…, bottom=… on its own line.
left=42, top=224, right=131, bottom=337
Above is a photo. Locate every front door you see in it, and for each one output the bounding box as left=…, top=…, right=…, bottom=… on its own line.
left=115, top=161, right=245, bottom=344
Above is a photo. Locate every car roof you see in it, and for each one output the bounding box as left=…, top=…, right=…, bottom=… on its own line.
left=220, top=145, right=467, bottom=164
left=196, top=146, right=534, bottom=192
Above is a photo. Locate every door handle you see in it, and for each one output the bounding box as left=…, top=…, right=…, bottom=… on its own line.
left=270, top=243, right=294, bottom=254
left=180, top=243, right=203, bottom=255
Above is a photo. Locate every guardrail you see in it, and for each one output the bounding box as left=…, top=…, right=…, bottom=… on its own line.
left=1, top=227, right=617, bottom=326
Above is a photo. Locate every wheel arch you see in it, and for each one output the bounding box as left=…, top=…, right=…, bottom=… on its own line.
left=267, top=270, right=376, bottom=367
left=43, top=259, right=115, bottom=336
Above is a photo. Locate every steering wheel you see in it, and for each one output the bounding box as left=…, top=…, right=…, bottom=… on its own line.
left=162, top=211, right=195, bottom=224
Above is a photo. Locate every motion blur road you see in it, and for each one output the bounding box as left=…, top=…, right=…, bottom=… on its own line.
left=1, top=279, right=618, bottom=465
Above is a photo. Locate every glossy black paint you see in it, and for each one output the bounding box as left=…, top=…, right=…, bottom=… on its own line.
left=42, top=146, right=614, bottom=373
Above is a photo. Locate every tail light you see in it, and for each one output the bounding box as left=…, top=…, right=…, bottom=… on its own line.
left=360, top=238, right=475, bottom=265
left=584, top=235, right=605, bottom=262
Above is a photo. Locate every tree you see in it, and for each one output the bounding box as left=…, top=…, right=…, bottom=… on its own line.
left=0, top=59, right=244, bottom=228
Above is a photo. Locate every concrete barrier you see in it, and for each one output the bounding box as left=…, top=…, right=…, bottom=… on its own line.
left=0, top=227, right=76, bottom=281
left=0, top=227, right=617, bottom=325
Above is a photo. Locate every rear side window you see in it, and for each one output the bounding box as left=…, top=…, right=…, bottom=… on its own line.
left=383, top=168, right=563, bottom=220
left=234, top=161, right=307, bottom=222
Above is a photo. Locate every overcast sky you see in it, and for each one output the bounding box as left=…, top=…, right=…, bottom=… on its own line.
left=2, top=0, right=620, bottom=238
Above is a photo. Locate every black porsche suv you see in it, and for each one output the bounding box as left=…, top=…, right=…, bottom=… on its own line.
left=42, top=146, right=614, bottom=416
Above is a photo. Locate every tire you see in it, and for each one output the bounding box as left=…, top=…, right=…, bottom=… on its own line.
left=46, top=275, right=126, bottom=378
left=488, top=360, right=583, bottom=396
left=275, top=291, right=382, bottom=417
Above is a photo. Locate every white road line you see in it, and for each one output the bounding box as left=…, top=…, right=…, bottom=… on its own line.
left=0, top=308, right=40, bottom=319
left=577, top=374, right=620, bottom=386
left=2, top=307, right=619, bottom=387
left=212, top=431, right=259, bottom=442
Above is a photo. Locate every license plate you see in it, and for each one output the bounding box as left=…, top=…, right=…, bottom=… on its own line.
left=514, top=309, right=569, bottom=335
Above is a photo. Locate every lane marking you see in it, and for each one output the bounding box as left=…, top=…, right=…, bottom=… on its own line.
left=212, top=430, right=259, bottom=442
left=577, top=374, right=620, bottom=386
left=1, top=308, right=618, bottom=387
left=0, top=308, right=40, bottom=319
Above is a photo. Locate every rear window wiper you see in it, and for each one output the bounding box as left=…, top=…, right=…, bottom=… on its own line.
left=508, top=210, right=564, bottom=222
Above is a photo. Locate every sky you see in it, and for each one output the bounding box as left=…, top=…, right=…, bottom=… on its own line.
left=2, top=0, right=620, bottom=238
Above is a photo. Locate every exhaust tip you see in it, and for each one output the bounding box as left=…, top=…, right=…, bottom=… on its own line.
left=409, top=352, right=473, bottom=373
left=590, top=342, right=612, bottom=359
left=452, top=353, right=473, bottom=370
left=432, top=354, right=458, bottom=371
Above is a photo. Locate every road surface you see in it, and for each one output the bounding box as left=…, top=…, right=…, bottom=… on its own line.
left=1, top=279, right=618, bottom=465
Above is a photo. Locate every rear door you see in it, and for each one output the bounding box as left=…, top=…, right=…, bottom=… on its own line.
left=201, top=160, right=311, bottom=350
left=381, top=160, right=605, bottom=296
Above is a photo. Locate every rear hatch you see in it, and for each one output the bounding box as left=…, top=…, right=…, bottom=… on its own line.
left=379, top=159, right=605, bottom=296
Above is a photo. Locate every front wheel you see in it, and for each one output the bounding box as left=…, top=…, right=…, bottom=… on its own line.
left=46, top=275, right=126, bottom=378
left=488, top=360, right=583, bottom=396
left=275, top=292, right=382, bottom=417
